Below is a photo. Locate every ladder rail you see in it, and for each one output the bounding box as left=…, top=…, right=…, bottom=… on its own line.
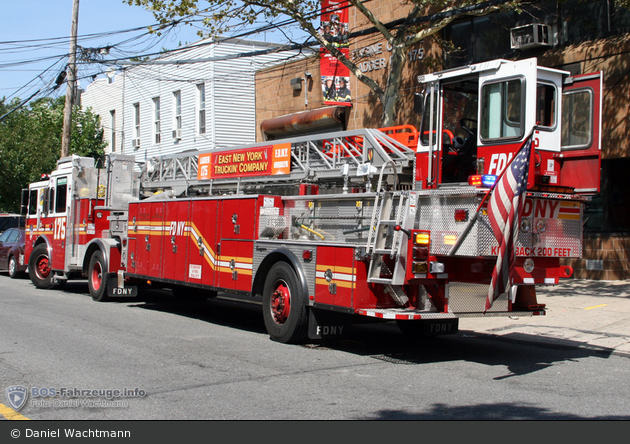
left=140, top=128, right=415, bottom=194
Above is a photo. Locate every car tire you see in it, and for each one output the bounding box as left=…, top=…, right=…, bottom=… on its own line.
left=8, top=255, right=20, bottom=279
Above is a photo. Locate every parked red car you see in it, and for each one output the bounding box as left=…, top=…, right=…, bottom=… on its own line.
left=0, top=227, right=27, bottom=278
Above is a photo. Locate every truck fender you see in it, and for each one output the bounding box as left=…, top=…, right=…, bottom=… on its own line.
left=27, top=235, right=52, bottom=263
left=252, top=248, right=310, bottom=303
left=26, top=234, right=51, bottom=265
left=82, top=238, right=120, bottom=275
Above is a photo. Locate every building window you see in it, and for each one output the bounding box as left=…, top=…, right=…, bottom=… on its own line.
left=153, top=97, right=161, bottom=144
left=133, top=103, right=140, bottom=149
left=110, top=110, right=116, bottom=152
left=197, top=83, right=206, bottom=135
left=173, top=90, right=182, bottom=140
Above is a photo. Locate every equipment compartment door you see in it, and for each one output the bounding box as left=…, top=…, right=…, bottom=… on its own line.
left=315, top=246, right=354, bottom=308
left=188, top=199, right=219, bottom=287
left=133, top=201, right=164, bottom=277
left=217, top=198, right=257, bottom=292
left=126, top=203, right=139, bottom=274
left=162, top=200, right=190, bottom=281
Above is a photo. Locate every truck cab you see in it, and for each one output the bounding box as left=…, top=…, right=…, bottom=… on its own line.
left=416, top=57, right=601, bottom=194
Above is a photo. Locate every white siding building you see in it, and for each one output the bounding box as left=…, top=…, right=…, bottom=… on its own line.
left=81, top=38, right=301, bottom=161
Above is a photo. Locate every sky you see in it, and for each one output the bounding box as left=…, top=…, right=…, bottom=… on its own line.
left=0, top=0, right=300, bottom=104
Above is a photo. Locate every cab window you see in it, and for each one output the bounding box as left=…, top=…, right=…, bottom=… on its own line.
left=420, top=90, right=439, bottom=146
left=55, top=177, right=68, bottom=214
left=480, top=78, right=524, bottom=140
left=28, top=189, right=38, bottom=215
left=536, top=83, right=556, bottom=128
left=562, top=88, right=593, bottom=150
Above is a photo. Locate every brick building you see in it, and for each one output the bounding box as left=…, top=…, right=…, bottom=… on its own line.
left=255, top=0, right=630, bottom=279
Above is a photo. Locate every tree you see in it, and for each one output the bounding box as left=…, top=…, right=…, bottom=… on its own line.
left=126, top=0, right=521, bottom=126
left=0, top=96, right=106, bottom=213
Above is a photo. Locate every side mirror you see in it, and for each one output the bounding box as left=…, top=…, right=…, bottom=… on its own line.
left=20, top=189, right=28, bottom=215
left=413, top=92, right=424, bottom=115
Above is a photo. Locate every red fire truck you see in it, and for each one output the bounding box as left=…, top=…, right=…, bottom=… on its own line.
left=23, top=58, right=601, bottom=343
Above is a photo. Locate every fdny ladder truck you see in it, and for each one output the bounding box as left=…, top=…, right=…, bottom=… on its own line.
left=23, top=58, right=601, bottom=343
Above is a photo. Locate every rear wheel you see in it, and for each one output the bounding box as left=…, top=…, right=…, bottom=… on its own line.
left=262, top=262, right=308, bottom=344
left=88, top=251, right=111, bottom=302
left=29, top=244, right=53, bottom=289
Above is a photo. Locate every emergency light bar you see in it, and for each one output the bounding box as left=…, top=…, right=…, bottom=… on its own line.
left=467, top=174, right=497, bottom=188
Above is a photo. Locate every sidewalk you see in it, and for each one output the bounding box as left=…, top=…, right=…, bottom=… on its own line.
left=458, top=279, right=630, bottom=356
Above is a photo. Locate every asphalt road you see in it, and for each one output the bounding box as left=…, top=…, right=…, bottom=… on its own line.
left=1, top=273, right=629, bottom=420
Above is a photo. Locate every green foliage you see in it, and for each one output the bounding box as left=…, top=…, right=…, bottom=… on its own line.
left=0, top=96, right=106, bottom=213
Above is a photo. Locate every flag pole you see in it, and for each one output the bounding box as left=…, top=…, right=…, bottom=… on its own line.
left=447, top=127, right=537, bottom=256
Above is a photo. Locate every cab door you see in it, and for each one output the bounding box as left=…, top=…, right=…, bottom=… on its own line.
left=559, top=72, right=602, bottom=194
left=49, top=175, right=70, bottom=270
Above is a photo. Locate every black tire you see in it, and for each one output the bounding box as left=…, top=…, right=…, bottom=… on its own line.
left=29, top=244, right=54, bottom=289
left=262, top=262, right=308, bottom=344
left=8, top=255, right=21, bottom=279
left=88, top=251, right=111, bottom=302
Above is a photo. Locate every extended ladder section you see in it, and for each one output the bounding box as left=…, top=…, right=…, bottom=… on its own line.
left=140, top=128, right=416, bottom=195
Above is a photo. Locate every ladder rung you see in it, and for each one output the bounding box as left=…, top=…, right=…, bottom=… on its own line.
left=378, top=220, right=397, bottom=225
left=368, top=278, right=394, bottom=285
left=374, top=249, right=394, bottom=255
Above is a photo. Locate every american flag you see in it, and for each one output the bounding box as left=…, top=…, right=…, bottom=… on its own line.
left=485, top=136, right=532, bottom=311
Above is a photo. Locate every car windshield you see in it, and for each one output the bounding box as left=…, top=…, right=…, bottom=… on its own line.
left=0, top=229, right=12, bottom=243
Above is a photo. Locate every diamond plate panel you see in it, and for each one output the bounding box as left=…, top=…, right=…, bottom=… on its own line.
left=448, top=282, right=508, bottom=313
left=416, top=189, right=584, bottom=258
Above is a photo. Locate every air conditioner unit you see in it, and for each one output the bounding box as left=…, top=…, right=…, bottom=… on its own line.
left=510, top=23, right=553, bottom=50
left=132, top=139, right=140, bottom=149
left=172, top=129, right=182, bottom=140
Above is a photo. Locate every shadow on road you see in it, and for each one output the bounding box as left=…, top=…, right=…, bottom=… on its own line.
left=55, top=282, right=623, bottom=392
left=367, top=402, right=630, bottom=420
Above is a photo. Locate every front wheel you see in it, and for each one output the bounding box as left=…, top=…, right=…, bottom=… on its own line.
left=262, top=262, right=308, bottom=344
left=29, top=244, right=54, bottom=289
left=88, top=251, right=111, bottom=302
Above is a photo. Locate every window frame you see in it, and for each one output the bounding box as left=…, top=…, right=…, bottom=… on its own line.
left=133, top=102, right=141, bottom=148
left=197, top=83, right=206, bottom=135
left=110, top=110, right=116, bottom=152
left=173, top=90, right=182, bottom=139
left=561, top=87, right=594, bottom=151
left=152, top=97, right=161, bottom=145
left=535, top=81, right=558, bottom=132
left=480, top=76, right=526, bottom=143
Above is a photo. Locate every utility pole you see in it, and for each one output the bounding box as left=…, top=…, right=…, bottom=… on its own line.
left=61, top=0, right=80, bottom=158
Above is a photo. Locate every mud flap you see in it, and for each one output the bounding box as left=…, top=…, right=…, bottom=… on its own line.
left=422, top=318, right=459, bottom=336
left=308, top=308, right=351, bottom=340
left=107, top=279, right=138, bottom=297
